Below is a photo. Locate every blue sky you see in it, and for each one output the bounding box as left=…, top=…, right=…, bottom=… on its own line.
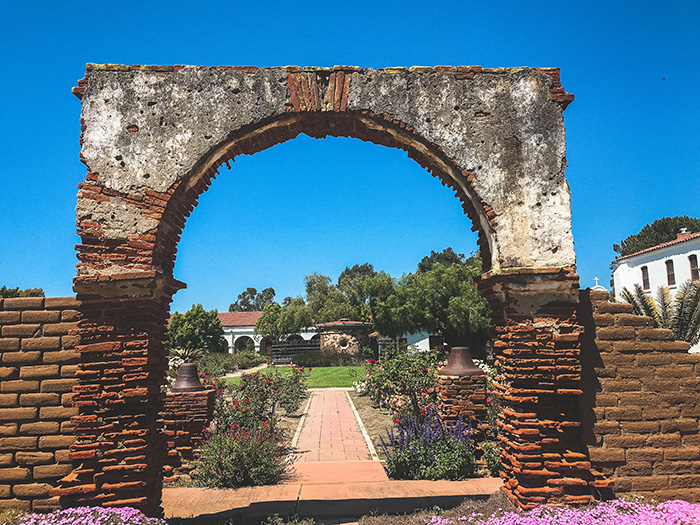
left=1, top=1, right=698, bottom=313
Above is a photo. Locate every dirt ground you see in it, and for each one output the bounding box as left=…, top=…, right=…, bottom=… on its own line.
left=347, top=391, right=396, bottom=460
left=358, top=491, right=515, bottom=525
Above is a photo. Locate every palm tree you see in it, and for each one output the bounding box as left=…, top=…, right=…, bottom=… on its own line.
left=621, top=280, right=700, bottom=346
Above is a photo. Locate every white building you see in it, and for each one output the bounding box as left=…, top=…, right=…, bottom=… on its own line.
left=217, top=311, right=316, bottom=354
left=612, top=229, right=700, bottom=351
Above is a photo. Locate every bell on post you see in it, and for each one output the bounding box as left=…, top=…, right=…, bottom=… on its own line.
left=171, top=361, right=205, bottom=392
left=440, top=346, right=483, bottom=377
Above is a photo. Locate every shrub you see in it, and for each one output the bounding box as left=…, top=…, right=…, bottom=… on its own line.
left=218, top=366, right=307, bottom=427
left=197, top=351, right=240, bottom=376
left=17, top=507, right=166, bottom=525
left=274, top=366, right=308, bottom=415
left=198, top=365, right=307, bottom=489
left=363, top=347, right=443, bottom=419
left=482, top=440, right=501, bottom=476
left=194, top=421, right=290, bottom=488
left=381, top=407, right=477, bottom=480
left=474, top=358, right=501, bottom=440
left=232, top=346, right=267, bottom=369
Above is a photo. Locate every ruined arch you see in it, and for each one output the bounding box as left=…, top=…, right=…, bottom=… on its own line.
left=63, top=64, right=590, bottom=514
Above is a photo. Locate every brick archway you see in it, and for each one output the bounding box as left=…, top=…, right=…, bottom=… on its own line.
left=61, top=64, right=591, bottom=514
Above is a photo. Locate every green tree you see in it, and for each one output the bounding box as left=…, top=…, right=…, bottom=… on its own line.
left=621, top=280, right=700, bottom=346
left=229, top=287, right=276, bottom=312
left=366, top=250, right=491, bottom=349
left=0, top=286, right=44, bottom=298
left=255, top=265, right=377, bottom=339
left=613, top=216, right=700, bottom=257
left=304, top=273, right=356, bottom=323
left=167, top=304, right=227, bottom=353
left=417, top=248, right=465, bottom=273
left=254, top=299, right=313, bottom=340
left=337, top=263, right=377, bottom=321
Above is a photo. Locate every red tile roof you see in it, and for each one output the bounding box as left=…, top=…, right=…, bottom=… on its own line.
left=615, top=232, right=700, bottom=262
left=217, top=311, right=263, bottom=327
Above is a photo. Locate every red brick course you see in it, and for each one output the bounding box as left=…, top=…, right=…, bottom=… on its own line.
left=476, top=268, right=598, bottom=509
left=161, top=390, right=215, bottom=483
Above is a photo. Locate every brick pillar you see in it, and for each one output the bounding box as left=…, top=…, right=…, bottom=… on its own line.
left=51, top=275, right=181, bottom=516
left=437, top=374, right=487, bottom=423
left=436, top=347, right=488, bottom=436
left=162, top=389, right=215, bottom=482
left=476, top=267, right=595, bottom=509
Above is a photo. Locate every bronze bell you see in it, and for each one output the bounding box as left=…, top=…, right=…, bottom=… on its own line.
left=440, top=346, right=484, bottom=377
left=171, top=361, right=205, bottom=392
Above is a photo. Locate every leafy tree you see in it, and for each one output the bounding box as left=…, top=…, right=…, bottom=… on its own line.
left=417, top=248, right=465, bottom=273
left=305, top=273, right=356, bottom=323
left=337, top=263, right=377, bottom=321
left=621, top=280, right=700, bottom=346
left=0, top=286, right=44, bottom=298
left=255, top=264, right=377, bottom=339
left=254, top=303, right=284, bottom=340
left=229, top=287, right=276, bottom=312
left=254, top=298, right=313, bottom=340
left=613, top=216, right=700, bottom=257
left=167, top=304, right=227, bottom=353
left=366, top=251, right=491, bottom=350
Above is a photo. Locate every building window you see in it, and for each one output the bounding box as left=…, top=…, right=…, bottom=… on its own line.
left=666, top=260, right=676, bottom=286
left=690, top=254, right=699, bottom=281
left=641, top=266, right=650, bottom=290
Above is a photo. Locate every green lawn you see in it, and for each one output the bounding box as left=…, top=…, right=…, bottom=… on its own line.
left=224, top=365, right=368, bottom=388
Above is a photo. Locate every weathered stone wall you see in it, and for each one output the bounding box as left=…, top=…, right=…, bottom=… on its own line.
left=579, top=289, right=700, bottom=502
left=0, top=297, right=79, bottom=513
left=319, top=328, right=367, bottom=356
left=73, top=64, right=575, bottom=275
left=161, top=390, right=215, bottom=483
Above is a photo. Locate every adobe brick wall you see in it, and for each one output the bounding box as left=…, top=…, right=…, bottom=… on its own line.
left=0, top=297, right=79, bottom=513
left=161, top=390, right=215, bottom=482
left=579, top=289, right=700, bottom=502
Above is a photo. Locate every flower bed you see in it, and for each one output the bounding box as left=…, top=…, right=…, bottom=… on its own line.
left=381, top=407, right=477, bottom=480
left=15, top=507, right=166, bottom=525
left=194, top=365, right=308, bottom=489
left=425, top=499, right=700, bottom=525
left=357, top=347, right=503, bottom=479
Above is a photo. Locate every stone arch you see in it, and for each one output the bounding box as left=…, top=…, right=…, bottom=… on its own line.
left=64, top=64, right=589, bottom=514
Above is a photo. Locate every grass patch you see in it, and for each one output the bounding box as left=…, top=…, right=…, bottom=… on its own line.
left=225, top=366, right=367, bottom=389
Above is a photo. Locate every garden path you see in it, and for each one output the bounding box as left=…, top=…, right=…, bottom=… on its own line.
left=286, top=388, right=389, bottom=483
left=163, top=388, right=504, bottom=521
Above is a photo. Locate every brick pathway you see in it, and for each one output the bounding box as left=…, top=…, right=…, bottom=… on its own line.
left=295, top=390, right=370, bottom=463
